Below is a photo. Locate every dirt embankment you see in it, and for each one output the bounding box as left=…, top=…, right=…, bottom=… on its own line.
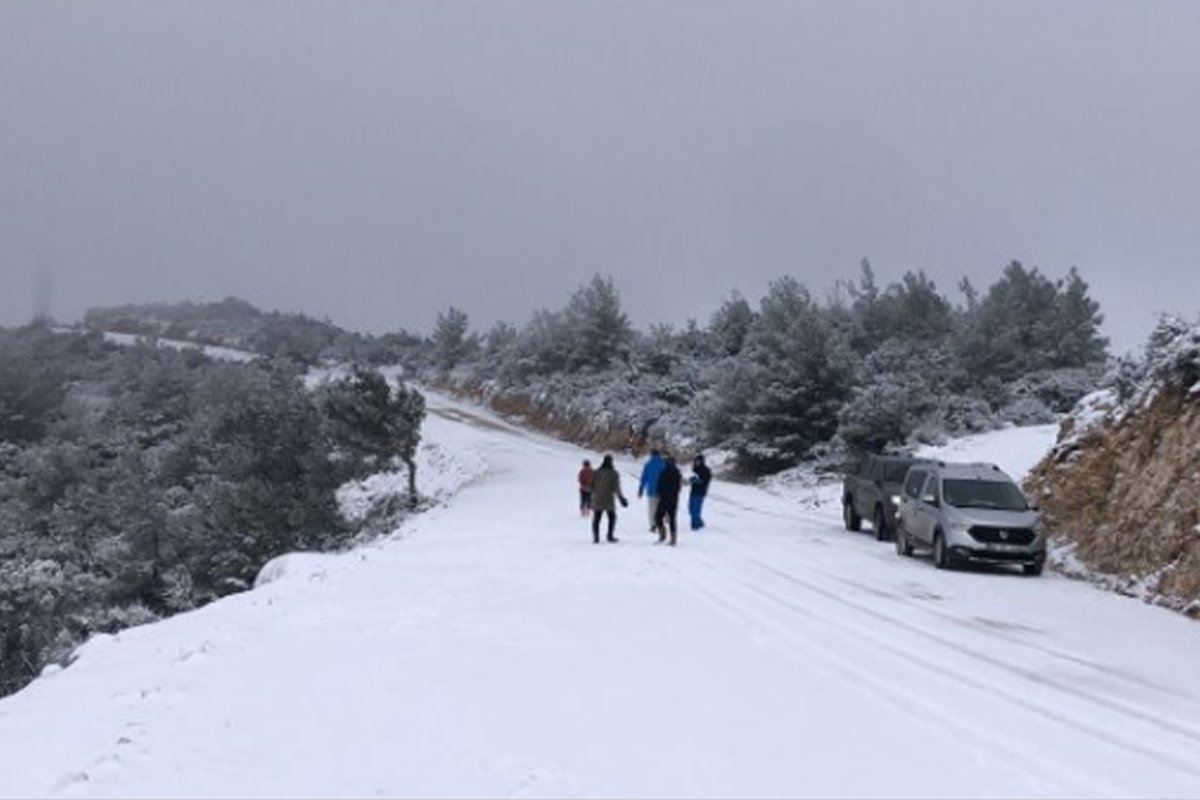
left=425, top=376, right=656, bottom=456
left=1026, top=388, right=1200, bottom=615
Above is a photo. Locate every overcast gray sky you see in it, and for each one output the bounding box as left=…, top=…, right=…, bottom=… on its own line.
left=3, top=1, right=1198, bottom=352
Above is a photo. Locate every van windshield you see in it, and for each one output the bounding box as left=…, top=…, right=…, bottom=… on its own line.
left=942, top=479, right=1028, bottom=511
left=882, top=462, right=914, bottom=483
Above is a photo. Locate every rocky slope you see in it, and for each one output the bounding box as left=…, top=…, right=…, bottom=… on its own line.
left=1026, top=316, right=1200, bottom=615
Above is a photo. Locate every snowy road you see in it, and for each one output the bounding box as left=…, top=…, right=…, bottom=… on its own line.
left=2, top=392, right=1200, bottom=798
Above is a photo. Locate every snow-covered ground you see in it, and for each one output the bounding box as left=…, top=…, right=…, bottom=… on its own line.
left=98, top=331, right=260, bottom=363
left=2, top=394, right=1200, bottom=799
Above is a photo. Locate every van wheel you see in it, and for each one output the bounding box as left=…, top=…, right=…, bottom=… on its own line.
left=873, top=506, right=890, bottom=541
left=843, top=499, right=862, bottom=532
left=1023, top=560, right=1045, bottom=577
left=895, top=523, right=913, bottom=556
left=933, top=531, right=952, bottom=570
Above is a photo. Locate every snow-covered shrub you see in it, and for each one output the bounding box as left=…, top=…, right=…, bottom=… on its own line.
left=1145, top=314, right=1200, bottom=393
left=838, top=376, right=933, bottom=453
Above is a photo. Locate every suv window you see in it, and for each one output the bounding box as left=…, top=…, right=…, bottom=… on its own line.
left=904, top=470, right=926, bottom=498
left=867, top=457, right=883, bottom=480
left=882, top=461, right=913, bottom=483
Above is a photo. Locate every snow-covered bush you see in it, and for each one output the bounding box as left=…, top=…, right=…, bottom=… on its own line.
left=1144, top=314, right=1200, bottom=393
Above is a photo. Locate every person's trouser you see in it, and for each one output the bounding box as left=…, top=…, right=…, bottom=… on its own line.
left=689, top=492, right=706, bottom=530
left=645, top=495, right=659, bottom=531
left=592, top=508, right=616, bottom=542
left=579, top=490, right=592, bottom=516
left=654, top=496, right=679, bottom=545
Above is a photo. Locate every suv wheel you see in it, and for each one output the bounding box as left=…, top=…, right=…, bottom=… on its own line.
left=933, top=531, right=952, bottom=570
left=873, top=506, right=890, bottom=542
left=843, top=499, right=862, bottom=532
left=895, top=522, right=913, bottom=557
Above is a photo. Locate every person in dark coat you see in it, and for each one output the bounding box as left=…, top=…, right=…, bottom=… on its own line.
left=688, top=454, right=712, bottom=531
left=589, top=454, right=628, bottom=544
left=653, top=454, right=683, bottom=546
left=577, top=459, right=594, bottom=517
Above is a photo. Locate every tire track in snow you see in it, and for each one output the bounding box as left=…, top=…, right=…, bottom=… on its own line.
left=740, top=547, right=1200, bottom=747
left=678, top=571, right=1099, bottom=796
left=714, top=491, right=1196, bottom=703
left=701, top=540, right=1200, bottom=785
left=814, top=567, right=1197, bottom=702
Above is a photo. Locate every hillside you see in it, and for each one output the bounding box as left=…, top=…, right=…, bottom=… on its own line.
left=81, top=298, right=421, bottom=366
left=1026, top=316, right=1200, bottom=615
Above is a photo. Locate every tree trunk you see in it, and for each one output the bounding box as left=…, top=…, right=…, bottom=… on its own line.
left=404, top=455, right=419, bottom=508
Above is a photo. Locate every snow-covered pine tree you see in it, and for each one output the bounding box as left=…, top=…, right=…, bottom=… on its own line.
left=563, top=274, right=633, bottom=371
left=710, top=277, right=853, bottom=473
left=431, top=306, right=476, bottom=371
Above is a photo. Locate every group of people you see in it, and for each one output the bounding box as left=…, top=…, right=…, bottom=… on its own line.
left=576, top=450, right=712, bottom=546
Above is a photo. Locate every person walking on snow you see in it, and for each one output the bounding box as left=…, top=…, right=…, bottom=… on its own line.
left=589, top=454, right=628, bottom=544
left=654, top=454, right=683, bottom=546
left=577, top=459, right=594, bottom=517
left=638, top=448, right=666, bottom=533
left=688, top=453, right=712, bottom=531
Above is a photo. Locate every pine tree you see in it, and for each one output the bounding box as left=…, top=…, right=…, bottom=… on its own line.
left=708, top=291, right=755, bottom=357
left=321, top=367, right=426, bottom=505
left=1051, top=267, right=1108, bottom=368
left=431, top=306, right=475, bottom=370
left=563, top=274, right=632, bottom=370
left=710, top=278, right=853, bottom=472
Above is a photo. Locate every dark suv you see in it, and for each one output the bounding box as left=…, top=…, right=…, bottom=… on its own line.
left=842, top=455, right=931, bottom=541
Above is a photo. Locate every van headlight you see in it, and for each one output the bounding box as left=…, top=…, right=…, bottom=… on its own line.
left=891, top=495, right=902, bottom=506
left=946, top=516, right=972, bottom=534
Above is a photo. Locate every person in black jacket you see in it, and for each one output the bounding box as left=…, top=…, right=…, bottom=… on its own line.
left=688, top=454, right=712, bottom=531
left=654, top=454, right=683, bottom=546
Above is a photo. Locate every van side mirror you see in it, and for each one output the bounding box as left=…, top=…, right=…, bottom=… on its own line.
left=921, top=494, right=939, bottom=507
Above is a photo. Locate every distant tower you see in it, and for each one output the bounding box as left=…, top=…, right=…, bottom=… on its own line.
left=33, top=254, right=55, bottom=324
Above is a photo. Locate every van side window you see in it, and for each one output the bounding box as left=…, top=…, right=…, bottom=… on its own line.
left=921, top=475, right=939, bottom=501
left=904, top=470, right=925, bottom=498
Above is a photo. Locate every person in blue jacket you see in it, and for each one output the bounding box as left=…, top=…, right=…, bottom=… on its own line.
left=638, top=448, right=666, bottom=533
left=688, top=453, right=712, bottom=530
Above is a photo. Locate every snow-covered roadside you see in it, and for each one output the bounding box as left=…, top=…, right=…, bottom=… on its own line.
left=335, top=433, right=489, bottom=523
left=97, top=331, right=260, bottom=363
left=262, top=401, right=490, bottom=589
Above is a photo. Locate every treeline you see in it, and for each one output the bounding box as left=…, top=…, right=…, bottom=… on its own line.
left=77, top=261, right=1109, bottom=476
left=0, top=324, right=424, bottom=696
left=421, top=261, right=1108, bottom=472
